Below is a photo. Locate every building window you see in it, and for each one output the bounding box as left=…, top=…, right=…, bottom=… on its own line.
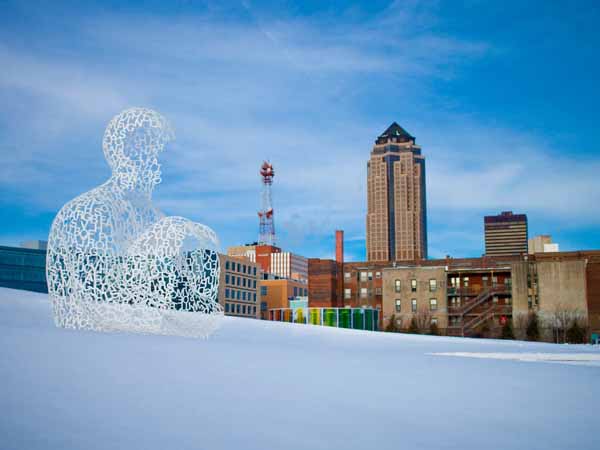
left=344, top=289, right=351, bottom=299
left=293, top=287, right=298, bottom=297
left=253, top=267, right=257, bottom=276
left=411, top=299, right=417, bottom=312
left=375, top=287, right=381, bottom=295
left=243, top=278, right=247, bottom=287
left=261, top=286, right=267, bottom=296
left=225, top=303, right=230, bottom=313
left=242, top=291, right=246, bottom=300
left=225, top=274, right=230, bottom=284
left=482, top=276, right=488, bottom=287
left=253, top=280, right=256, bottom=288
left=225, top=288, right=230, bottom=298
left=411, top=279, right=417, bottom=292
left=431, top=317, right=438, bottom=325
left=236, top=291, right=240, bottom=300
left=236, top=304, right=240, bottom=313
left=242, top=305, right=247, bottom=314
left=344, top=272, right=351, bottom=279
left=368, top=271, right=373, bottom=281
left=395, top=299, right=401, bottom=312
left=261, top=301, right=267, bottom=311
left=236, top=263, right=241, bottom=272
left=360, top=288, right=368, bottom=298
left=492, top=276, right=498, bottom=287
left=360, top=272, right=367, bottom=282
left=253, top=293, right=256, bottom=302
left=394, top=279, right=401, bottom=293
left=528, top=296, right=532, bottom=309
left=429, top=279, right=437, bottom=292
left=450, top=277, right=459, bottom=288
left=429, top=299, right=437, bottom=311
left=463, top=277, right=469, bottom=288
left=375, top=272, right=381, bottom=279
left=225, top=261, right=230, bottom=270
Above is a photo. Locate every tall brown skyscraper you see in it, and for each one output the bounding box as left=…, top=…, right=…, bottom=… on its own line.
left=366, top=123, right=427, bottom=262
left=484, top=211, right=528, bottom=256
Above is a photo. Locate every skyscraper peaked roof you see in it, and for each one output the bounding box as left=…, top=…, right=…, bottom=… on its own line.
left=376, top=122, right=414, bottom=144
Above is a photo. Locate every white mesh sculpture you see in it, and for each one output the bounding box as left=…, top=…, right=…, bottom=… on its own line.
left=47, top=107, right=223, bottom=338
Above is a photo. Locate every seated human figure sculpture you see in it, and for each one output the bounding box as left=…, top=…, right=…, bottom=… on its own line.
left=46, top=107, right=223, bottom=337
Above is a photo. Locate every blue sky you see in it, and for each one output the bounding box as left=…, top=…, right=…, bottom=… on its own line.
left=1, top=0, right=599, bottom=261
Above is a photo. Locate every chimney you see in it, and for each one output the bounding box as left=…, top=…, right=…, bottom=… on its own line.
left=335, top=230, right=344, bottom=264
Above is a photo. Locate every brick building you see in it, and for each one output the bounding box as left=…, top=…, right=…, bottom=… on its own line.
left=259, top=278, right=308, bottom=320
left=307, top=258, right=341, bottom=308
left=307, top=230, right=345, bottom=308
left=380, top=251, right=600, bottom=338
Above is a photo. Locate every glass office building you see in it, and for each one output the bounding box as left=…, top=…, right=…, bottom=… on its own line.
left=0, top=245, right=48, bottom=293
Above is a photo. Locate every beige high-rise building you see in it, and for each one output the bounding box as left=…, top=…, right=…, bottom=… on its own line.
left=528, top=235, right=559, bottom=254
left=366, top=122, right=427, bottom=262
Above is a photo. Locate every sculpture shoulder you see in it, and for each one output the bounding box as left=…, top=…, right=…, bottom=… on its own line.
left=48, top=186, right=117, bottom=250
left=51, top=186, right=113, bottom=227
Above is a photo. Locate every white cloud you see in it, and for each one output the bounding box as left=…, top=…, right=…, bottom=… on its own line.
left=0, top=2, right=597, bottom=257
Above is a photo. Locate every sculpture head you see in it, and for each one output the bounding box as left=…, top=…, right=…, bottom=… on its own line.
left=102, top=107, right=174, bottom=193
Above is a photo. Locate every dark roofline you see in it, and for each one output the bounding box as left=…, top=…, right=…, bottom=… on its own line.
left=484, top=211, right=528, bottom=224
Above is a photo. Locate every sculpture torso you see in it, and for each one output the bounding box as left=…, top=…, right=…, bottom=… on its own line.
left=46, top=108, right=223, bottom=337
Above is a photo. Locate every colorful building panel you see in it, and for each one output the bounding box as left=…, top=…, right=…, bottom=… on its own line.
left=269, top=307, right=380, bottom=331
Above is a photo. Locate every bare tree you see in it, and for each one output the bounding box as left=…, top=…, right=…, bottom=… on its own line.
left=513, top=312, right=529, bottom=341
left=414, top=307, right=432, bottom=334
left=543, top=303, right=586, bottom=344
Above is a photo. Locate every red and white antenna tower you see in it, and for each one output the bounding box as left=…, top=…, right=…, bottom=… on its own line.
left=258, top=161, right=275, bottom=245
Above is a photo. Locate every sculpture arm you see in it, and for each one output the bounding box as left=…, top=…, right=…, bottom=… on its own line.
left=126, top=216, right=219, bottom=257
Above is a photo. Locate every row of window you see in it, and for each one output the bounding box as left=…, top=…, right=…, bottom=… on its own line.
left=395, top=298, right=438, bottom=313
left=225, top=303, right=257, bottom=315
left=345, top=271, right=382, bottom=281
left=259, top=286, right=308, bottom=297
left=293, top=286, right=308, bottom=297
left=343, top=288, right=382, bottom=299
left=449, top=276, right=512, bottom=288
left=394, top=279, right=437, bottom=293
left=0, top=269, right=46, bottom=282
left=395, top=316, right=438, bottom=326
left=225, top=288, right=257, bottom=302
left=225, top=260, right=257, bottom=276
left=225, top=274, right=257, bottom=289
left=449, top=297, right=511, bottom=307
left=0, top=253, right=46, bottom=268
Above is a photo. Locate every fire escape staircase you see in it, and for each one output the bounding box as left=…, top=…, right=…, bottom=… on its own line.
left=447, top=285, right=509, bottom=337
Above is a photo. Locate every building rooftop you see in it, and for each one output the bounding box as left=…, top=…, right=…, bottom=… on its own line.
left=375, top=122, right=414, bottom=144
left=484, top=211, right=528, bottom=224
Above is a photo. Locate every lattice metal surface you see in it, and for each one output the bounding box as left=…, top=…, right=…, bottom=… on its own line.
left=47, top=108, right=223, bottom=338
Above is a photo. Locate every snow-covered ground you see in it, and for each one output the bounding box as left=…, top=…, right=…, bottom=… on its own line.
left=1, top=287, right=599, bottom=450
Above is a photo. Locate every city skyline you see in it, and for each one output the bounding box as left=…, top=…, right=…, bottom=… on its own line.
left=1, top=1, right=600, bottom=261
